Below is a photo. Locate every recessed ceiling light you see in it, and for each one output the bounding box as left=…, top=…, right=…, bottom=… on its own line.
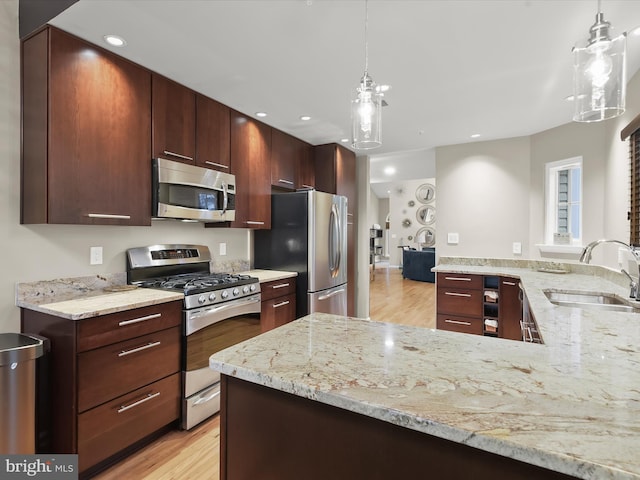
left=255, top=112, right=267, bottom=118
left=300, top=115, right=311, bottom=121
left=103, top=35, right=126, bottom=47
left=630, top=25, right=640, bottom=37
left=565, top=94, right=575, bottom=102
left=470, top=133, right=481, bottom=138
left=340, top=138, right=350, bottom=143
left=384, top=166, right=396, bottom=175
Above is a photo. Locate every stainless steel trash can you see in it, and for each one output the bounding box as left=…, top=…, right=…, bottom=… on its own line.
left=0, top=333, right=47, bottom=454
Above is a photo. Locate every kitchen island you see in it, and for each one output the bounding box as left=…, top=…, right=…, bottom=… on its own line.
left=210, top=260, right=640, bottom=480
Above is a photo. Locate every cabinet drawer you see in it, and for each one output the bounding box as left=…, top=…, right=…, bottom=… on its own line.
left=437, top=273, right=482, bottom=290
left=437, top=287, right=483, bottom=317
left=77, top=373, right=180, bottom=473
left=261, top=293, right=296, bottom=332
left=437, top=314, right=483, bottom=335
left=77, top=327, right=180, bottom=412
left=260, top=278, right=296, bottom=302
left=77, top=301, right=182, bottom=352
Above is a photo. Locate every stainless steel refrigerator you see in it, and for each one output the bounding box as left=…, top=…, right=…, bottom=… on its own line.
left=254, top=190, right=348, bottom=318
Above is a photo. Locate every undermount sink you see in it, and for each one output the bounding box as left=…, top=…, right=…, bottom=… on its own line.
left=544, top=290, right=640, bottom=313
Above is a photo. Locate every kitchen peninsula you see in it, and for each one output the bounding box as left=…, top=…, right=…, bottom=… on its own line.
left=210, top=259, right=640, bottom=480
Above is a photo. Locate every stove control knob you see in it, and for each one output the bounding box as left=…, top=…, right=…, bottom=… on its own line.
left=221, top=290, right=229, bottom=299
left=209, top=293, right=216, bottom=302
left=233, top=288, right=240, bottom=296
left=242, top=286, right=249, bottom=294
left=250, top=284, right=257, bottom=292
left=198, top=295, right=206, bottom=304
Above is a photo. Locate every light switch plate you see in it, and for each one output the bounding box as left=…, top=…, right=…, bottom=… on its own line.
left=512, top=242, right=522, bottom=255
left=447, top=233, right=459, bottom=245
left=90, top=246, right=103, bottom=265
left=219, top=243, right=227, bottom=256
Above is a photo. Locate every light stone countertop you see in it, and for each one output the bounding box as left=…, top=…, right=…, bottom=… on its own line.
left=210, top=258, right=640, bottom=480
left=15, top=269, right=296, bottom=320
left=16, top=273, right=183, bottom=320
left=239, top=269, right=297, bottom=283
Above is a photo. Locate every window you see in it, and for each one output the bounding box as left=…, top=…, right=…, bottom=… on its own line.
left=545, top=157, right=582, bottom=246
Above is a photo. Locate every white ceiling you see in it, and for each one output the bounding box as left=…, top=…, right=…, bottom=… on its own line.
left=49, top=0, right=640, bottom=198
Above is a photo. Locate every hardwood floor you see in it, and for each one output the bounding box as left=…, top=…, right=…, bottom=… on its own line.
left=369, top=264, right=436, bottom=328
left=92, top=266, right=435, bottom=479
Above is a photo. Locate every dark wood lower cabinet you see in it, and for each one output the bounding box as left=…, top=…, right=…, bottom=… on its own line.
left=220, top=376, right=576, bottom=480
left=77, top=373, right=180, bottom=472
left=21, top=301, right=182, bottom=477
left=260, top=278, right=297, bottom=331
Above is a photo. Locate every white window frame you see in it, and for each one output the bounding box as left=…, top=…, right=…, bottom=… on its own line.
left=544, top=157, right=583, bottom=246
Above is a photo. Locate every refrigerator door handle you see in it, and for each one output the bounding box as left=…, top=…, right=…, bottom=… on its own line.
left=329, top=204, right=341, bottom=278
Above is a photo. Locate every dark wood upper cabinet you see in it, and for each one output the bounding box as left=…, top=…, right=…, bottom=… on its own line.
left=314, top=144, right=357, bottom=316
left=296, top=142, right=315, bottom=190
left=271, top=129, right=297, bottom=190
left=21, top=27, right=152, bottom=226
left=230, top=111, right=272, bottom=229
left=196, top=94, right=231, bottom=172
left=152, top=74, right=196, bottom=164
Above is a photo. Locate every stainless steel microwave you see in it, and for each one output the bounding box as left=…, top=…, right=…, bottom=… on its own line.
left=152, top=158, right=236, bottom=222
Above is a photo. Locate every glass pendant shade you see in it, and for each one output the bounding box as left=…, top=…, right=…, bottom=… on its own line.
left=572, top=12, right=627, bottom=122
left=351, top=73, right=382, bottom=149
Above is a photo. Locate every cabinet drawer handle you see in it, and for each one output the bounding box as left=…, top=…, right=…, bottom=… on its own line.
left=205, top=161, right=229, bottom=169
left=245, top=221, right=265, bottom=225
left=163, top=150, right=194, bottom=161
left=87, top=213, right=131, bottom=220
left=117, top=392, right=160, bottom=413
left=503, top=281, right=517, bottom=286
left=444, top=276, right=471, bottom=282
left=444, top=292, right=472, bottom=298
left=272, top=283, right=290, bottom=289
left=301, top=184, right=314, bottom=189
left=118, top=313, right=162, bottom=327
left=118, top=341, right=161, bottom=357
left=273, top=300, right=290, bottom=308
left=444, top=319, right=472, bottom=326
left=278, top=179, right=294, bottom=185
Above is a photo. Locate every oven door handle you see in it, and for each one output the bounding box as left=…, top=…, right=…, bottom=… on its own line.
left=185, top=295, right=261, bottom=336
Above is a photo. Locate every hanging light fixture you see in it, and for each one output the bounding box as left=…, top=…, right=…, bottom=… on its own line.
left=352, top=0, right=384, bottom=150
left=572, top=0, right=627, bottom=122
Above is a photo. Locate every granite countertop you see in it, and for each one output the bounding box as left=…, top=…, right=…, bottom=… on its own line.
left=16, top=269, right=297, bottom=320
left=210, top=259, right=640, bottom=480
left=239, top=269, right=297, bottom=283
left=16, top=273, right=183, bottom=320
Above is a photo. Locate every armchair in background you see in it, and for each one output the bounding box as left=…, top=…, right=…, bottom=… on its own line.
left=402, top=247, right=436, bottom=283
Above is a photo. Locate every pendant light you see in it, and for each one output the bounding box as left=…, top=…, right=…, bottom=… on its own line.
left=351, top=0, right=383, bottom=150
left=572, top=0, right=627, bottom=122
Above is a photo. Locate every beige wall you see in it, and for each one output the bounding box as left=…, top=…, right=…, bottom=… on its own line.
left=436, top=137, right=531, bottom=259
left=0, top=1, right=250, bottom=333
left=528, top=70, right=640, bottom=268
left=436, top=69, right=640, bottom=267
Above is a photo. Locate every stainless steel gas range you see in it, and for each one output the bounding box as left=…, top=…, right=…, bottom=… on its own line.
left=126, top=244, right=261, bottom=430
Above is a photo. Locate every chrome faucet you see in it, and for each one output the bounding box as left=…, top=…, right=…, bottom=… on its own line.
left=580, top=239, right=640, bottom=299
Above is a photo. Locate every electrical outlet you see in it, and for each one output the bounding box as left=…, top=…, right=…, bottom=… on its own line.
left=219, top=243, right=227, bottom=256
left=90, top=246, right=103, bottom=265
left=512, top=242, right=522, bottom=255
left=447, top=232, right=459, bottom=245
